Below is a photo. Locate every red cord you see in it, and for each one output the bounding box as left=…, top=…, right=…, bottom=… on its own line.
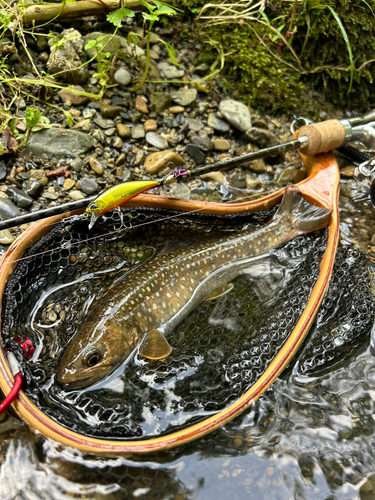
left=0, top=372, right=23, bottom=415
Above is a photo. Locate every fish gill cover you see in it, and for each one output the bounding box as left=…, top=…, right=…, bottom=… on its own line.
left=1, top=207, right=374, bottom=439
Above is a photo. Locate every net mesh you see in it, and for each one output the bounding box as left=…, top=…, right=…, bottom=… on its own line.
left=1, top=207, right=373, bottom=439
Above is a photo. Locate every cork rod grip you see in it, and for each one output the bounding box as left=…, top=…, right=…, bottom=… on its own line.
left=297, top=120, right=346, bottom=156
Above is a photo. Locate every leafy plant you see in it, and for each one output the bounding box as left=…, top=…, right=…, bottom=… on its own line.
left=106, top=0, right=181, bottom=91
left=84, top=36, right=112, bottom=87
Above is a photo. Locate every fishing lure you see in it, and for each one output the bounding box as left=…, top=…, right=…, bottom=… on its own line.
left=85, top=165, right=189, bottom=229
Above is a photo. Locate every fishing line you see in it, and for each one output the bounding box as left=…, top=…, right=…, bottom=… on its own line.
left=6, top=188, right=281, bottom=265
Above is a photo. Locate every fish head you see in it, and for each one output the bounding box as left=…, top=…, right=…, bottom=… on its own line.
left=57, top=320, right=141, bottom=390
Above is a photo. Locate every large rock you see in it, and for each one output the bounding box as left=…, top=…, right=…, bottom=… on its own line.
left=218, top=99, right=251, bottom=132
left=24, top=129, right=94, bottom=159
left=83, top=32, right=144, bottom=59
left=47, top=29, right=89, bottom=84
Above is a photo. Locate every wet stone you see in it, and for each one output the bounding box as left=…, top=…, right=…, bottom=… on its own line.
left=0, top=161, right=7, bottom=181
left=276, top=166, right=297, bottom=185
left=207, top=113, right=230, bottom=133
left=158, top=63, right=185, bottom=79
left=170, top=88, right=197, bottom=106
left=23, top=179, right=44, bottom=198
left=89, top=157, right=104, bottom=175
left=169, top=182, right=191, bottom=199
left=145, top=132, right=168, bottom=149
left=79, top=178, right=99, bottom=195
left=185, top=144, right=206, bottom=165
left=245, top=127, right=283, bottom=164
left=229, top=172, right=247, bottom=188
left=219, top=99, right=251, bottom=132
left=115, top=153, right=126, bottom=166
left=145, top=150, right=185, bottom=175
left=200, top=171, right=225, bottom=184
left=164, top=116, right=178, bottom=128
left=131, top=124, right=145, bottom=139
left=0, top=198, right=21, bottom=219
left=104, top=128, right=116, bottom=137
left=191, top=135, right=214, bottom=152
left=249, top=158, right=266, bottom=173
left=116, top=123, right=131, bottom=138
left=6, top=187, right=33, bottom=208
left=114, top=68, right=132, bottom=86
left=169, top=105, right=185, bottom=114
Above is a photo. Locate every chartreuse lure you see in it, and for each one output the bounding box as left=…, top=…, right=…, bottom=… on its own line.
left=85, top=166, right=189, bottom=229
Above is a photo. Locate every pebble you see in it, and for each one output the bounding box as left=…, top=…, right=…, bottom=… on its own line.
left=145, top=132, right=168, bottom=149
left=170, top=89, right=197, bottom=106
left=116, top=123, right=131, bottom=138
left=169, top=106, right=185, bottom=114
left=245, top=127, right=283, bottom=164
left=207, top=113, right=230, bottom=133
left=200, top=171, right=225, bottom=184
left=0, top=198, right=21, bottom=219
left=70, top=157, right=83, bottom=172
left=23, top=179, right=44, bottom=197
left=150, top=92, right=171, bottom=114
left=276, top=166, right=297, bottom=185
left=185, top=118, right=204, bottom=132
left=144, top=119, right=157, bottom=132
left=79, top=178, right=99, bottom=195
left=89, top=157, right=104, bottom=175
left=69, top=190, right=85, bottom=200
left=158, top=63, right=185, bottom=79
left=94, top=117, right=115, bottom=129
left=16, top=119, right=27, bottom=133
left=219, top=99, right=251, bottom=132
left=63, top=178, right=76, bottom=190
left=114, top=68, right=132, bottom=86
left=112, top=137, right=123, bottom=149
left=0, top=229, right=15, bottom=245
left=115, top=153, right=126, bottom=166
left=135, top=95, right=149, bottom=114
left=100, top=105, right=124, bottom=119
left=246, top=175, right=260, bottom=190
left=131, top=124, right=145, bottom=139
left=145, top=150, right=185, bottom=175
left=104, top=128, right=116, bottom=137
left=73, top=118, right=92, bottom=132
left=82, top=108, right=96, bottom=119
left=58, top=86, right=88, bottom=106
left=229, top=172, right=247, bottom=189
left=0, top=161, right=7, bottom=181
left=249, top=158, right=266, bottom=173
left=6, top=187, right=33, bottom=208
left=191, top=136, right=214, bottom=152
left=28, top=169, right=48, bottom=185
left=212, top=139, right=230, bottom=151
left=185, top=144, right=206, bottom=165
left=39, top=52, right=49, bottom=64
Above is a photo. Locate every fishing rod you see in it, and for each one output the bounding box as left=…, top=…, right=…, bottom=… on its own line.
left=1, top=111, right=375, bottom=231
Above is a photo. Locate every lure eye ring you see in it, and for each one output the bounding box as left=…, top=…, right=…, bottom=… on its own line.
left=89, top=203, right=98, bottom=211
left=83, top=349, right=102, bottom=367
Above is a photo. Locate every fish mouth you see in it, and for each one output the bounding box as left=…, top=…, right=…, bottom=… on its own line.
left=60, top=375, right=99, bottom=391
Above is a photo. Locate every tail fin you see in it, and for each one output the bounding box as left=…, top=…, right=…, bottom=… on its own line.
left=276, top=186, right=332, bottom=234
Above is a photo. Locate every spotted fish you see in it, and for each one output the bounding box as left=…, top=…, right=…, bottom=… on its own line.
left=57, top=187, right=331, bottom=390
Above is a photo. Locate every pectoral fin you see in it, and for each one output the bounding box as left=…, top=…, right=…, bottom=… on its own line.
left=203, top=283, right=234, bottom=302
left=139, top=329, right=172, bottom=360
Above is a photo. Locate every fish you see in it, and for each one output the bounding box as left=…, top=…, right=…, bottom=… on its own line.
left=57, top=186, right=331, bottom=390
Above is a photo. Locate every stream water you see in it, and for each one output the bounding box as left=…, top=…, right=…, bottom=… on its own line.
left=1, top=178, right=375, bottom=500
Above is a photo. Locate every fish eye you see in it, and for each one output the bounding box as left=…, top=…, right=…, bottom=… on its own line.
left=83, top=349, right=102, bottom=367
